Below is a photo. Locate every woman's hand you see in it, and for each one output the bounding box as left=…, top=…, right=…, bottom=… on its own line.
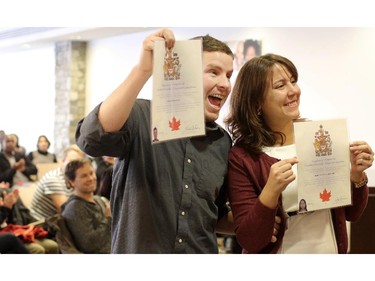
left=260, top=157, right=299, bottom=209
left=350, top=141, right=374, bottom=182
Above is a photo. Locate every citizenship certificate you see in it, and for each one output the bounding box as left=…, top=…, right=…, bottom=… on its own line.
left=151, top=40, right=205, bottom=143
left=294, top=119, right=351, bottom=212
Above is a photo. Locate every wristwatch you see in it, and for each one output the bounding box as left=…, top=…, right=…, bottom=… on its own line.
left=353, top=172, right=368, bottom=188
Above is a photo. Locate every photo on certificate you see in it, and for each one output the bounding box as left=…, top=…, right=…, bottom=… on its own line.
left=294, top=119, right=351, bottom=212
left=151, top=40, right=205, bottom=143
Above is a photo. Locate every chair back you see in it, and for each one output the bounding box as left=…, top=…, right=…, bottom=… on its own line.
left=36, top=163, right=61, bottom=180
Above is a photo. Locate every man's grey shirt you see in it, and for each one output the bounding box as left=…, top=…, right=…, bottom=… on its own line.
left=75, top=99, right=231, bottom=253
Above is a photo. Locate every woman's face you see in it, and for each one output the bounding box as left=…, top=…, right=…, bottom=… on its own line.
left=261, top=64, right=301, bottom=127
left=37, top=137, right=49, bottom=151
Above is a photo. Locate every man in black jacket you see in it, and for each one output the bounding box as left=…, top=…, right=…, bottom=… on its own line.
left=0, top=134, right=37, bottom=186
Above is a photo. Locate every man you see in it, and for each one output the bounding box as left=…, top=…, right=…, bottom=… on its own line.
left=62, top=158, right=111, bottom=253
left=0, top=134, right=37, bottom=186
left=30, top=144, right=85, bottom=221
left=76, top=29, right=259, bottom=253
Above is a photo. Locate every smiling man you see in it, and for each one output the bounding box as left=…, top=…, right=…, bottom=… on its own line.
left=62, top=158, right=111, bottom=254
left=75, top=28, right=235, bottom=253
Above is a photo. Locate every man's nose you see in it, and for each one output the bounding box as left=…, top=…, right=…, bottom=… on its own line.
left=217, top=75, right=231, bottom=90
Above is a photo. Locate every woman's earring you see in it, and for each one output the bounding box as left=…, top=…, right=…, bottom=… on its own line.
left=257, top=109, right=261, bottom=116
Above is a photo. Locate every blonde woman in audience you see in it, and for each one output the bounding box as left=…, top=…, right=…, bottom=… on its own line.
left=27, top=135, right=58, bottom=165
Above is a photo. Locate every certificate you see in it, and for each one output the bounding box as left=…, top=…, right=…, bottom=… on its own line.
left=294, top=119, right=351, bottom=212
left=151, top=40, right=205, bottom=143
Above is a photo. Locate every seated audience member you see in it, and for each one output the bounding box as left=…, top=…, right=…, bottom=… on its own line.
left=27, top=135, right=58, bottom=165
left=0, top=134, right=37, bottom=186
left=96, top=165, right=113, bottom=201
left=62, top=158, right=111, bottom=253
left=0, top=233, right=30, bottom=254
left=30, top=144, right=85, bottom=221
left=10, top=134, right=26, bottom=156
left=0, top=185, right=58, bottom=254
left=93, top=156, right=114, bottom=189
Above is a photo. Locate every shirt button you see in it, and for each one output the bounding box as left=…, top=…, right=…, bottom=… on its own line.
left=187, top=159, right=191, bottom=163
left=178, top=238, right=183, bottom=243
left=181, top=211, right=185, bottom=216
left=185, top=184, right=189, bottom=189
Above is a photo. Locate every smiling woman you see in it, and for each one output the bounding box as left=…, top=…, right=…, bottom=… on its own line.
left=225, top=53, right=373, bottom=254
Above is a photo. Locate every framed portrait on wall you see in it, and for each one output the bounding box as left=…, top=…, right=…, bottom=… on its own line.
left=226, top=39, right=262, bottom=71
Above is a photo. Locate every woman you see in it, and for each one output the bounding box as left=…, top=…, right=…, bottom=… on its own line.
left=226, top=53, right=373, bottom=254
left=27, top=135, right=57, bottom=165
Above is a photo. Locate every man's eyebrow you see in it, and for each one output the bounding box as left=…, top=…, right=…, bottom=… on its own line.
left=205, top=63, right=220, bottom=68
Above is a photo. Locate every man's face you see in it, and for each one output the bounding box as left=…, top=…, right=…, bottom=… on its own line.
left=70, top=163, right=97, bottom=195
left=4, top=135, right=16, bottom=154
left=202, top=51, right=233, bottom=122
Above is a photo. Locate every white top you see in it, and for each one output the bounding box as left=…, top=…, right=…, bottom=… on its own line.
left=263, top=145, right=338, bottom=254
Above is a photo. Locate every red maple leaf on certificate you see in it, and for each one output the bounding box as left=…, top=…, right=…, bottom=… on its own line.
left=169, top=116, right=181, bottom=131
left=320, top=188, right=331, bottom=202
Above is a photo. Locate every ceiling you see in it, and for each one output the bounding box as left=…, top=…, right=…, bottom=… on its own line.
left=0, top=27, right=157, bottom=52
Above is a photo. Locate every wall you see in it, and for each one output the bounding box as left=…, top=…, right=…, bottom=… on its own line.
left=1, top=27, right=375, bottom=184
left=0, top=45, right=55, bottom=154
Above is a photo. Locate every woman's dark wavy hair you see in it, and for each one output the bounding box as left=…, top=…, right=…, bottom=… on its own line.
left=226, top=53, right=298, bottom=154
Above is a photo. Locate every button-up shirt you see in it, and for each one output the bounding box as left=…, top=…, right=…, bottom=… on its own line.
left=76, top=99, right=232, bottom=253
